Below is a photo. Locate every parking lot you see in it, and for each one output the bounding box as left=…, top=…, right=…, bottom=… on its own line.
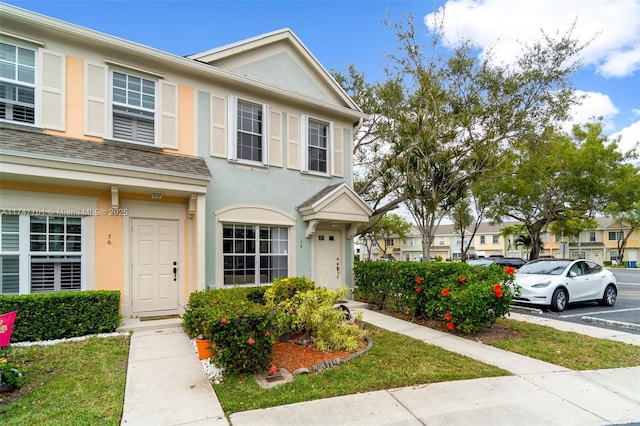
left=512, top=268, right=640, bottom=334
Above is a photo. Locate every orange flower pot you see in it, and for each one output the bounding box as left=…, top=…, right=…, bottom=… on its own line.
left=196, top=337, right=214, bottom=360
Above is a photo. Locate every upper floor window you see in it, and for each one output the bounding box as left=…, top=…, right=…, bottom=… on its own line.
left=111, top=71, right=156, bottom=144
left=439, top=237, right=445, bottom=246
left=308, top=119, right=328, bottom=173
left=492, top=235, right=499, bottom=244
left=302, top=115, right=333, bottom=175
left=385, top=238, right=394, bottom=247
left=237, top=100, right=263, bottom=162
left=480, top=235, right=486, bottom=244
left=0, top=42, right=36, bottom=125
left=589, top=232, right=596, bottom=242
left=608, top=231, right=624, bottom=241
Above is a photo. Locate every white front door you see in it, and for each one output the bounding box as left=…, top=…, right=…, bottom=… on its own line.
left=313, top=230, right=342, bottom=290
left=131, top=219, right=178, bottom=313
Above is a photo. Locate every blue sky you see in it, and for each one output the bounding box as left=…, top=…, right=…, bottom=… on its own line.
left=5, top=0, right=640, bottom=154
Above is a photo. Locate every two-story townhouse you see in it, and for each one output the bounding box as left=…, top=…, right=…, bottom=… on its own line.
left=0, top=4, right=371, bottom=318
left=549, top=217, right=639, bottom=264
left=187, top=30, right=371, bottom=290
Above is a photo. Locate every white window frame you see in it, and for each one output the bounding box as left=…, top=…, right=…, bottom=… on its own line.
left=221, top=223, right=288, bottom=285
left=301, top=114, right=333, bottom=175
left=109, top=69, right=157, bottom=145
left=227, top=96, right=269, bottom=165
left=0, top=40, right=37, bottom=126
left=0, top=214, right=85, bottom=295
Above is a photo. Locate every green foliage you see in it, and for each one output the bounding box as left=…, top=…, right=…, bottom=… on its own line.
left=0, top=291, right=121, bottom=342
left=290, top=286, right=366, bottom=352
left=0, top=364, right=23, bottom=391
left=263, top=276, right=315, bottom=306
left=183, top=287, right=274, bottom=374
left=354, top=261, right=515, bottom=332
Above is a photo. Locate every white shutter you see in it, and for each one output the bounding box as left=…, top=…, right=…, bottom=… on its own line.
left=160, top=81, right=178, bottom=149
left=332, top=124, right=343, bottom=177
left=299, top=115, right=308, bottom=173
left=269, top=109, right=283, bottom=167
left=211, top=95, right=227, bottom=157
left=39, top=49, right=65, bottom=131
left=85, top=62, right=107, bottom=137
left=262, top=103, right=270, bottom=166
left=227, top=95, right=237, bottom=161
left=287, top=114, right=300, bottom=170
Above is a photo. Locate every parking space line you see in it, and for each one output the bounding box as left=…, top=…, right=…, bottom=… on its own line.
left=562, top=307, right=640, bottom=318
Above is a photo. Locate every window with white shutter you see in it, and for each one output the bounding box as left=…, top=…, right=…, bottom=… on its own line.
left=0, top=215, right=84, bottom=295
left=111, top=71, right=156, bottom=144
left=227, top=96, right=269, bottom=165
left=0, top=41, right=36, bottom=125
left=301, top=115, right=333, bottom=175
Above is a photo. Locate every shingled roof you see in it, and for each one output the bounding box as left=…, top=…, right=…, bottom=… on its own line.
left=0, top=126, right=211, bottom=180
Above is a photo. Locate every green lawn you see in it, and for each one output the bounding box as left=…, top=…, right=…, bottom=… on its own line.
left=2, top=316, right=640, bottom=423
left=0, top=335, right=129, bottom=426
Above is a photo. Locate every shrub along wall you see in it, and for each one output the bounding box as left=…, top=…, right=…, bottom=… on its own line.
left=0, top=291, right=121, bottom=342
left=354, top=261, right=515, bottom=332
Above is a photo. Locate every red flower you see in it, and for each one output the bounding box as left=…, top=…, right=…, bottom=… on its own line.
left=221, top=317, right=228, bottom=324
left=458, top=275, right=466, bottom=283
left=493, top=283, right=502, bottom=292
left=495, top=290, right=503, bottom=298
left=444, top=313, right=452, bottom=321
left=447, top=322, right=455, bottom=330
left=504, top=266, right=515, bottom=275
left=265, top=331, right=271, bottom=337
left=441, top=288, right=450, bottom=297
left=416, top=276, right=422, bottom=284
left=269, top=365, right=278, bottom=375
left=415, top=285, right=422, bottom=293
left=247, top=338, right=255, bottom=345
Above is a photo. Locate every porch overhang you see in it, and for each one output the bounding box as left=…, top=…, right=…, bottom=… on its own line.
left=297, top=183, right=372, bottom=239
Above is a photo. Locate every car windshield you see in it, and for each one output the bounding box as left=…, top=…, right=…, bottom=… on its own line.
left=517, top=260, right=571, bottom=275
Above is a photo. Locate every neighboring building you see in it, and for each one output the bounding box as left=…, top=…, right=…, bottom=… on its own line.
left=367, top=218, right=639, bottom=264
left=0, top=4, right=370, bottom=318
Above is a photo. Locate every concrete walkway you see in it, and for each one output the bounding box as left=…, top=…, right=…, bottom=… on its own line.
left=118, top=305, right=640, bottom=426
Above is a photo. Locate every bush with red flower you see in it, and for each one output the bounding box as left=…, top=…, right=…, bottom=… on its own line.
left=354, top=260, right=516, bottom=333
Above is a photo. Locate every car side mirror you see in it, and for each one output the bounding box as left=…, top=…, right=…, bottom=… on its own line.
left=568, top=271, right=577, bottom=278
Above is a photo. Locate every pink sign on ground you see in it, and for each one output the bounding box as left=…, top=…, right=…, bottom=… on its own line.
left=0, top=311, right=17, bottom=347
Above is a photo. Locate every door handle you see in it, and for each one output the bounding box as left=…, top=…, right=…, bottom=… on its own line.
left=173, top=261, right=177, bottom=281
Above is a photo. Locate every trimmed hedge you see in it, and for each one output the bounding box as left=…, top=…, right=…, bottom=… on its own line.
left=0, top=291, right=121, bottom=342
left=354, top=261, right=515, bottom=332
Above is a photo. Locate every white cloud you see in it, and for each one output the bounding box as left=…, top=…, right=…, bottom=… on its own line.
left=611, top=120, right=640, bottom=156
left=425, top=0, right=640, bottom=78
left=562, top=90, right=619, bottom=134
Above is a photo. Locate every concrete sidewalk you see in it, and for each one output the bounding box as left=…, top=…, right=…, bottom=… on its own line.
left=118, top=306, right=640, bottom=426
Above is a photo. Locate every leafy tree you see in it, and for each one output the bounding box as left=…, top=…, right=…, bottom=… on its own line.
left=606, top=199, right=640, bottom=263
left=486, top=123, right=635, bottom=260
left=357, top=213, right=412, bottom=260
left=499, top=223, right=527, bottom=256
left=449, top=197, right=474, bottom=261
left=384, top=16, right=585, bottom=262
left=549, top=214, right=598, bottom=258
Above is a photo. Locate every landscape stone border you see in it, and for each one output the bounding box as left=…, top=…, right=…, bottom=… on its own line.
left=311, top=336, right=373, bottom=373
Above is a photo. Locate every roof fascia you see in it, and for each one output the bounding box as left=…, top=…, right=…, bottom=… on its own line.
left=0, top=4, right=367, bottom=121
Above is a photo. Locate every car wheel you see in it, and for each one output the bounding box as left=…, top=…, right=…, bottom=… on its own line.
left=551, top=288, right=568, bottom=312
left=599, top=285, right=617, bottom=307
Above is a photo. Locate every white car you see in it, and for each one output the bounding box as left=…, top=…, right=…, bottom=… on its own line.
left=513, top=259, right=617, bottom=312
